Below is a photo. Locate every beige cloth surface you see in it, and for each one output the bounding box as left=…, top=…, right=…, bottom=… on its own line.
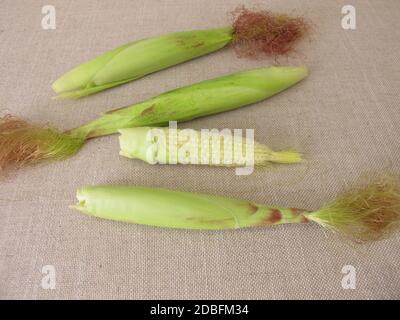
left=0, top=0, right=399, bottom=299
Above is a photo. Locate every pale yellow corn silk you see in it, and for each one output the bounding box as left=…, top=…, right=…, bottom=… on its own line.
left=306, top=176, right=400, bottom=242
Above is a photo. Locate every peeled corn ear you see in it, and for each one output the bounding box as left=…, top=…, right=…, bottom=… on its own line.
left=118, top=127, right=302, bottom=167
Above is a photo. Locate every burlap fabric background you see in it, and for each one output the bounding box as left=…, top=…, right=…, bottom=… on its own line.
left=0, top=0, right=399, bottom=299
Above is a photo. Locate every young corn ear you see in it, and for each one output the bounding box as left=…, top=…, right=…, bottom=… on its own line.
left=52, top=28, right=232, bottom=98
left=72, top=175, right=400, bottom=242
left=52, top=7, right=309, bottom=98
left=118, top=127, right=302, bottom=167
left=72, top=186, right=310, bottom=230
left=70, top=66, right=309, bottom=139
left=1, top=66, right=308, bottom=171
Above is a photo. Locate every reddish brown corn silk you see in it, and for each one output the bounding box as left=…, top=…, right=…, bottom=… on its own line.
left=231, top=7, right=310, bottom=57
left=0, top=115, right=83, bottom=170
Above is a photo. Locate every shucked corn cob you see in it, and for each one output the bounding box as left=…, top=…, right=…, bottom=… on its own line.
left=118, top=127, right=302, bottom=167
left=72, top=176, right=400, bottom=242
left=0, top=66, right=308, bottom=171
left=52, top=7, right=309, bottom=98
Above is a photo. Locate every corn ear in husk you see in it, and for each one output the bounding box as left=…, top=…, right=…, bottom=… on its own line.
left=70, top=66, right=309, bottom=139
left=52, top=28, right=232, bottom=98
left=52, top=7, right=310, bottom=98
left=73, top=185, right=310, bottom=230
left=73, top=176, right=400, bottom=242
